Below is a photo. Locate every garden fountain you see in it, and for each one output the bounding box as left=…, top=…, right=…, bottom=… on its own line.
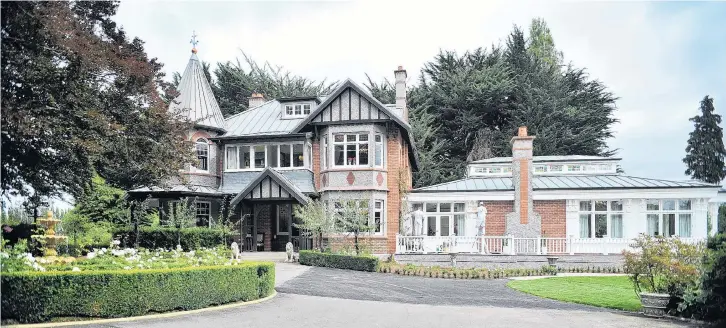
left=33, top=210, right=68, bottom=257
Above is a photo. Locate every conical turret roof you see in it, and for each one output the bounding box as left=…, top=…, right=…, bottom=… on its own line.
left=169, top=51, right=226, bottom=132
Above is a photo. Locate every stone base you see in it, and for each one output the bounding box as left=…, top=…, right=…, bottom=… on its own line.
left=505, top=212, right=542, bottom=238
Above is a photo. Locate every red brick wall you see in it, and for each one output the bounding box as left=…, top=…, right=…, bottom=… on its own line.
left=535, top=200, right=566, bottom=237
left=312, top=141, right=321, bottom=189
left=327, top=236, right=388, bottom=254
left=481, top=201, right=513, bottom=235
left=385, top=129, right=402, bottom=253
left=519, top=159, right=529, bottom=224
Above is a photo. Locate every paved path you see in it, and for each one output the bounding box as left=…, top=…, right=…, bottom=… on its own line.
left=74, top=265, right=692, bottom=328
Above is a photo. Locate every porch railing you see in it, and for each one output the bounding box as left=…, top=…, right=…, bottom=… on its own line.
left=395, top=234, right=706, bottom=255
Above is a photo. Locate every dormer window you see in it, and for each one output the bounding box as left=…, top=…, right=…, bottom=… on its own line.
left=284, top=103, right=312, bottom=118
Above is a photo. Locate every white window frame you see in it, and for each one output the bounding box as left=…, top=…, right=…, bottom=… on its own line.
left=645, top=199, right=693, bottom=237
left=225, top=142, right=306, bottom=172
left=283, top=102, right=313, bottom=119
left=332, top=133, right=370, bottom=167
left=374, top=134, right=385, bottom=167
left=322, top=136, right=328, bottom=169
left=276, top=204, right=290, bottom=235
left=422, top=202, right=466, bottom=236
left=194, top=138, right=209, bottom=173
left=195, top=201, right=212, bottom=228
left=577, top=200, right=624, bottom=238
left=373, top=200, right=385, bottom=234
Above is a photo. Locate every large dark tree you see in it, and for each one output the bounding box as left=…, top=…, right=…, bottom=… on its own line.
left=683, top=96, right=726, bottom=184
left=365, top=19, right=618, bottom=186
left=1, top=1, right=193, bottom=202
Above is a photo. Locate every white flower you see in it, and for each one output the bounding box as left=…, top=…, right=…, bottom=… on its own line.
left=87, top=252, right=97, bottom=260
left=72, top=267, right=81, bottom=272
left=112, top=240, right=121, bottom=246
left=123, top=266, right=131, bottom=270
left=0, top=252, right=9, bottom=259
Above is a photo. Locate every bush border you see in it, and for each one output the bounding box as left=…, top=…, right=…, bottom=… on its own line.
left=299, top=250, right=379, bottom=272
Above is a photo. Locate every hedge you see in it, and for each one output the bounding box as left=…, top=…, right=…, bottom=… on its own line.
left=1, top=262, right=275, bottom=323
left=299, top=250, right=379, bottom=272
left=115, top=227, right=229, bottom=250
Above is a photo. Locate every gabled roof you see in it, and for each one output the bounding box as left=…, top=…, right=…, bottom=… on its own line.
left=170, top=52, right=226, bottom=132
left=292, top=79, right=420, bottom=170
left=412, top=174, right=719, bottom=192
left=471, top=155, right=621, bottom=164
left=230, top=168, right=310, bottom=206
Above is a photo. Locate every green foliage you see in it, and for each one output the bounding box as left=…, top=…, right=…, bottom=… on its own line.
left=293, top=200, right=336, bottom=252
left=623, top=235, right=703, bottom=301
left=1, top=1, right=193, bottom=201
left=719, top=204, right=726, bottom=234
left=75, top=175, right=127, bottom=225
left=507, top=276, right=641, bottom=311
left=335, top=200, right=374, bottom=255
left=1, top=263, right=275, bottom=323
left=211, top=52, right=337, bottom=117
left=115, top=227, right=227, bottom=250
left=691, top=234, right=726, bottom=323
left=683, top=96, right=726, bottom=184
left=299, top=250, right=379, bottom=272
left=364, top=19, right=617, bottom=186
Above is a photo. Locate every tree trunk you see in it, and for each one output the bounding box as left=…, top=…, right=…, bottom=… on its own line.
left=354, top=230, right=359, bottom=255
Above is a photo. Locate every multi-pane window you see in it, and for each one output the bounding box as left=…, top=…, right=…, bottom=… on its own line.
left=374, top=134, right=384, bottom=167
left=277, top=204, right=290, bottom=235
left=645, top=199, right=692, bottom=237
left=420, top=202, right=466, bottom=236
left=225, top=143, right=306, bottom=170
left=568, top=165, right=583, bottom=172
left=284, top=103, right=312, bottom=118
left=322, top=136, right=328, bottom=169
left=331, top=200, right=384, bottom=235
left=373, top=201, right=384, bottom=233
left=578, top=200, right=624, bottom=238
left=195, top=138, right=209, bottom=171
left=334, top=133, right=369, bottom=166
left=195, top=201, right=211, bottom=227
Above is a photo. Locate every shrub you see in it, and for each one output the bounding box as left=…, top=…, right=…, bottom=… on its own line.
left=694, top=234, right=726, bottom=323
left=1, top=262, right=275, bottom=323
left=623, top=234, right=704, bottom=313
left=115, top=227, right=227, bottom=250
left=299, top=250, right=378, bottom=272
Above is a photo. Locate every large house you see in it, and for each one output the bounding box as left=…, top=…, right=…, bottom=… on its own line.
left=128, top=47, right=416, bottom=254
left=130, top=46, right=724, bottom=255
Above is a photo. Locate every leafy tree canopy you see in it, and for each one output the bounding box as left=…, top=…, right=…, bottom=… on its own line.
left=1, top=1, right=194, bottom=204
left=683, top=96, right=726, bottom=184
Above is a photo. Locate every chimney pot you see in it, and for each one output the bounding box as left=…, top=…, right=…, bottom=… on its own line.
left=248, top=93, right=266, bottom=108
left=518, top=126, right=528, bottom=137
left=394, top=66, right=408, bottom=122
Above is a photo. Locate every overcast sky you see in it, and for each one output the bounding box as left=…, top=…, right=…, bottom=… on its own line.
left=114, top=1, right=726, bottom=183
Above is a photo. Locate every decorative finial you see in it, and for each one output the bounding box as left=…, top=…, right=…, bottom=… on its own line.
left=190, top=30, right=199, bottom=54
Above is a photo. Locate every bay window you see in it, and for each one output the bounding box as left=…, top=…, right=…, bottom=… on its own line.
left=645, top=199, right=692, bottom=237
left=578, top=200, right=624, bottom=238
left=331, top=199, right=385, bottom=235
left=334, top=133, right=369, bottom=166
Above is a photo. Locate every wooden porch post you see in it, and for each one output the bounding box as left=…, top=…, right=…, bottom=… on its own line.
left=252, top=204, right=258, bottom=252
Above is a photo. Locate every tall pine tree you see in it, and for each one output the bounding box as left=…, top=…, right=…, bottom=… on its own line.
left=683, top=96, right=726, bottom=184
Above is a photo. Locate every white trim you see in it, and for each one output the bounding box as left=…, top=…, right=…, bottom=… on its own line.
left=192, top=138, right=210, bottom=173
left=282, top=102, right=314, bottom=119
left=332, top=132, right=371, bottom=167
left=224, top=142, right=306, bottom=172
left=195, top=201, right=212, bottom=228
left=408, top=188, right=720, bottom=202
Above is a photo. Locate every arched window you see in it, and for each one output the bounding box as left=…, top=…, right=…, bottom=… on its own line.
left=195, top=138, right=209, bottom=171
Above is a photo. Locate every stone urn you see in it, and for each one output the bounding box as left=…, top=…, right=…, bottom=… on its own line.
left=639, top=292, right=670, bottom=317
left=546, top=256, right=559, bottom=267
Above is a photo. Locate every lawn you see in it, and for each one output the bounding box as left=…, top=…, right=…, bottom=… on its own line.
left=507, top=276, right=641, bottom=311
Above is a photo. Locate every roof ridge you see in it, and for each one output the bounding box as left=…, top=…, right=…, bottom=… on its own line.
left=616, top=174, right=716, bottom=186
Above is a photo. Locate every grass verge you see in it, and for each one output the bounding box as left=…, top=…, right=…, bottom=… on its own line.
left=507, top=276, right=641, bottom=311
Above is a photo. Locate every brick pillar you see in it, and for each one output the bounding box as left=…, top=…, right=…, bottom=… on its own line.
left=312, top=141, right=321, bottom=190
left=511, top=127, right=535, bottom=225
left=385, top=128, right=402, bottom=254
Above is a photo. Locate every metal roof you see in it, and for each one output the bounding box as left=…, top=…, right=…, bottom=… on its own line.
left=471, top=155, right=621, bottom=164
left=223, top=100, right=304, bottom=136
left=128, top=184, right=221, bottom=195
left=220, top=169, right=315, bottom=194
left=169, top=52, right=226, bottom=132
left=412, top=174, right=717, bottom=192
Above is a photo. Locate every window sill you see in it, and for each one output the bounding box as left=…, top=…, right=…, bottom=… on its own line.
left=321, top=167, right=387, bottom=173
left=224, top=167, right=311, bottom=173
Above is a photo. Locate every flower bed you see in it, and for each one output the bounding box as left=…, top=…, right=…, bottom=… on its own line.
left=299, top=250, right=379, bottom=272
left=377, top=261, right=622, bottom=279
left=1, top=263, right=275, bottom=323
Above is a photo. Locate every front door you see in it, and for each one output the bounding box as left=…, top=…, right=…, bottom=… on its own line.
left=272, top=204, right=292, bottom=251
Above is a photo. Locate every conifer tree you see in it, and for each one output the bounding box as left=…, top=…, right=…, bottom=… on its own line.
left=683, top=96, right=726, bottom=184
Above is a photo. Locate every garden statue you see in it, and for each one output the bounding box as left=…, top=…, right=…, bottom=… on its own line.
left=477, top=202, right=487, bottom=236
left=231, top=242, right=241, bottom=260
left=413, top=208, right=424, bottom=236
left=285, top=242, right=294, bottom=262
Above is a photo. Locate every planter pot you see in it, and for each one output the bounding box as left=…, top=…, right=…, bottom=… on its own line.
left=639, top=292, right=670, bottom=317
left=546, top=256, right=559, bottom=267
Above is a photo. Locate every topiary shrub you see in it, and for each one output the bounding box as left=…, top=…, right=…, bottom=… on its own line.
left=298, top=250, right=378, bottom=272
left=1, top=262, right=275, bottom=323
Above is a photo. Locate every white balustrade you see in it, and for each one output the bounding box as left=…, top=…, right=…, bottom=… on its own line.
left=395, top=234, right=706, bottom=255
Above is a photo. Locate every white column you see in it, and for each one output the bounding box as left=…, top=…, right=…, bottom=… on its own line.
left=624, top=199, right=644, bottom=239
left=565, top=200, right=579, bottom=237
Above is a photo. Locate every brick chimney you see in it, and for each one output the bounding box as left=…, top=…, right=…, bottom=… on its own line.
left=511, top=126, right=535, bottom=225
left=394, top=66, right=407, bottom=122
left=248, top=93, right=265, bottom=109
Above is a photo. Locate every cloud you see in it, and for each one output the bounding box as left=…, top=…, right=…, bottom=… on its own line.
left=114, top=1, right=726, bottom=182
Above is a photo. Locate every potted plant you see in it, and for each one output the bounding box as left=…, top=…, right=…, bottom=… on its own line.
left=623, top=235, right=703, bottom=317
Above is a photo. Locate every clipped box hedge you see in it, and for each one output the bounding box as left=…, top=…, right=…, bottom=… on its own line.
left=299, top=250, right=379, bottom=272
left=1, top=262, right=275, bottom=323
